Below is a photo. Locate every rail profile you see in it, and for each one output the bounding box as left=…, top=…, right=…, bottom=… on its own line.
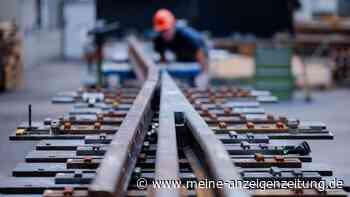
left=89, top=37, right=160, bottom=197
left=90, top=37, right=249, bottom=197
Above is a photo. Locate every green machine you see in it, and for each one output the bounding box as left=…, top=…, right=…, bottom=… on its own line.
left=254, top=47, right=295, bottom=100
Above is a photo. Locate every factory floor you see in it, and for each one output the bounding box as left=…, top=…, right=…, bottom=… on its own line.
left=264, top=90, right=350, bottom=183
left=0, top=61, right=82, bottom=179
left=0, top=61, right=349, bottom=184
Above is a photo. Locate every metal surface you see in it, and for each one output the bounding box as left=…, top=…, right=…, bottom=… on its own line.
left=161, top=72, right=249, bottom=197
left=128, top=36, right=153, bottom=82
left=150, top=67, right=181, bottom=197
left=89, top=36, right=160, bottom=197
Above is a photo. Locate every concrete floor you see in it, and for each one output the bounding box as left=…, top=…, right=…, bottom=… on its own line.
left=264, top=90, right=350, bottom=182
left=0, top=61, right=349, bottom=185
left=0, top=61, right=82, bottom=179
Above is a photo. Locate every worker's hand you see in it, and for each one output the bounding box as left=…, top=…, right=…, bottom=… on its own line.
left=195, top=72, right=210, bottom=89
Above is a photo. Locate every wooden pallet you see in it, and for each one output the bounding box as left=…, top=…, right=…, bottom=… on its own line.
left=0, top=21, right=23, bottom=92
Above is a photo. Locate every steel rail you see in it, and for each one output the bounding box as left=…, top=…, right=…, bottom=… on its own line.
left=90, top=36, right=248, bottom=197
left=150, top=70, right=182, bottom=197
left=89, top=37, right=159, bottom=197
left=128, top=36, right=157, bottom=82
left=161, top=72, right=250, bottom=197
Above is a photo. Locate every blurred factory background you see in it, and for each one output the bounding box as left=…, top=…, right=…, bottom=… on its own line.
left=1, top=0, right=350, bottom=91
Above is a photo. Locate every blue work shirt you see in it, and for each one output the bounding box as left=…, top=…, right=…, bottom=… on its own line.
left=154, top=26, right=207, bottom=62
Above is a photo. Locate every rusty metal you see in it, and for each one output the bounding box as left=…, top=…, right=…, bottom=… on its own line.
left=183, top=147, right=216, bottom=197
left=89, top=36, right=159, bottom=197
left=88, top=77, right=158, bottom=197
left=128, top=36, right=156, bottom=82
left=161, top=72, right=249, bottom=197
left=150, top=66, right=182, bottom=197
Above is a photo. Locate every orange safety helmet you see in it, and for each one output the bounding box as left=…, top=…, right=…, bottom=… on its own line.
left=153, top=9, right=176, bottom=32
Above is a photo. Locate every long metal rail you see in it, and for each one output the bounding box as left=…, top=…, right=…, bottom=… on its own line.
left=90, top=34, right=253, bottom=196
left=128, top=36, right=157, bottom=82
left=151, top=70, right=182, bottom=197
left=91, top=36, right=250, bottom=196
left=161, top=72, right=249, bottom=197
left=89, top=37, right=160, bottom=197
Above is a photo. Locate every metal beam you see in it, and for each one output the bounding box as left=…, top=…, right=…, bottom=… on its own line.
left=89, top=37, right=159, bottom=197
left=128, top=36, right=158, bottom=82
left=151, top=71, right=182, bottom=197
left=161, top=72, right=250, bottom=197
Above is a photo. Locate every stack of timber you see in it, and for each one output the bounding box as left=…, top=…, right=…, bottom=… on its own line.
left=0, top=21, right=23, bottom=92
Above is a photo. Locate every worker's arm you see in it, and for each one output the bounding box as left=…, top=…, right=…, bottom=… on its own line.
left=195, top=49, right=209, bottom=73
left=154, top=35, right=167, bottom=63
left=195, top=48, right=210, bottom=88
left=159, top=52, right=167, bottom=63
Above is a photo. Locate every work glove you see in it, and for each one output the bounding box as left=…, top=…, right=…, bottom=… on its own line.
left=195, top=72, right=210, bottom=89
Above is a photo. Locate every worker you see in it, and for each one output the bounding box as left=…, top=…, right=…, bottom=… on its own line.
left=152, top=9, right=209, bottom=87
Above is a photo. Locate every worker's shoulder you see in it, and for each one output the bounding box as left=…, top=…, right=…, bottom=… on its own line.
left=152, top=32, right=162, bottom=40
left=176, top=26, right=202, bottom=41
left=153, top=33, right=164, bottom=45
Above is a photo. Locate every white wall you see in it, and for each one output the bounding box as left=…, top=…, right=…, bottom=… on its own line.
left=295, top=0, right=338, bottom=21
left=18, top=0, right=37, bottom=32
left=0, top=0, right=63, bottom=67
left=63, top=1, right=96, bottom=59
left=23, top=30, right=62, bottom=66
left=0, top=0, right=20, bottom=22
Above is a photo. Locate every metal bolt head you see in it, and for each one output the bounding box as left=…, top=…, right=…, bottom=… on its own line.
left=112, top=101, right=119, bottom=109
left=254, top=153, right=265, bottom=162
left=246, top=122, right=255, bottom=129
left=138, top=153, right=146, bottom=162
left=99, top=133, right=107, bottom=140
left=84, top=156, right=92, bottom=163
left=16, top=128, right=26, bottom=136
left=218, top=122, right=227, bottom=129
left=94, top=122, right=101, bottom=129
left=44, top=118, right=52, bottom=125
left=64, top=122, right=71, bottom=130
left=63, top=187, right=74, bottom=197
left=238, top=91, right=249, bottom=97
left=228, top=131, right=237, bottom=138
left=276, top=121, right=284, bottom=129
